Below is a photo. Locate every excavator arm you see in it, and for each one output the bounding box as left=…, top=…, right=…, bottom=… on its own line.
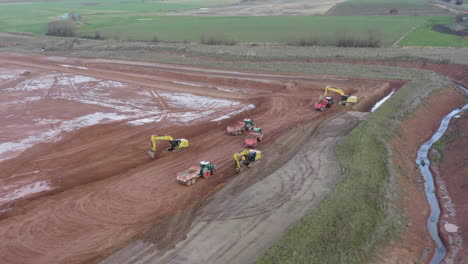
left=324, top=86, right=345, bottom=97
left=149, top=135, right=174, bottom=158
left=323, top=86, right=357, bottom=104
left=233, top=150, right=250, bottom=172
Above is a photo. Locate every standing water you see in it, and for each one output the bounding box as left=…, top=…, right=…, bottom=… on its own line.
left=417, top=86, right=467, bottom=264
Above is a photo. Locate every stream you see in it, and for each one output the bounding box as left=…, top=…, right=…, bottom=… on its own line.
left=417, top=85, right=467, bottom=264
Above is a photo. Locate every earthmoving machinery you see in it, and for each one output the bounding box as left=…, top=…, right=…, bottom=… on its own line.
left=323, top=85, right=357, bottom=106
left=244, top=127, right=264, bottom=148
left=313, top=97, right=334, bottom=111
left=233, top=149, right=262, bottom=172
left=176, top=161, right=217, bottom=186
left=148, top=135, right=189, bottom=158
left=226, top=119, right=256, bottom=135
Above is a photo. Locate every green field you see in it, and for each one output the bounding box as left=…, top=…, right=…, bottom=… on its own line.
left=400, top=16, right=468, bottom=47
left=329, top=0, right=450, bottom=16
left=0, top=0, right=465, bottom=47
left=82, top=16, right=427, bottom=46
left=0, top=0, right=235, bottom=34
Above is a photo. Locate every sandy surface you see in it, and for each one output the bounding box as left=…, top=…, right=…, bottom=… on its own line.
left=0, top=53, right=390, bottom=264
left=170, top=0, right=346, bottom=16
left=101, top=111, right=368, bottom=264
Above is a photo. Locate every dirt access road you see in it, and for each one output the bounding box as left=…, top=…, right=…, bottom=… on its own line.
left=0, top=53, right=392, bottom=264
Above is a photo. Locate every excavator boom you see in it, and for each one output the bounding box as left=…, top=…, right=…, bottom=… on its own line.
left=148, top=135, right=188, bottom=158
left=233, top=150, right=250, bottom=172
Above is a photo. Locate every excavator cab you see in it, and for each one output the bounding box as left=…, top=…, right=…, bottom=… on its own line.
left=169, top=139, right=181, bottom=150
left=234, top=149, right=262, bottom=172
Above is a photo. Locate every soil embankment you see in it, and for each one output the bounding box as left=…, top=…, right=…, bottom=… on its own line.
left=431, top=109, right=468, bottom=263
left=372, top=86, right=466, bottom=264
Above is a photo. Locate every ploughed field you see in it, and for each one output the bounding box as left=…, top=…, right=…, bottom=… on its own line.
left=0, top=53, right=393, bottom=264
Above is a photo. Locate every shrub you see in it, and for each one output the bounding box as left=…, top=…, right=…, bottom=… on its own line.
left=46, top=20, right=76, bottom=37
left=200, top=34, right=237, bottom=45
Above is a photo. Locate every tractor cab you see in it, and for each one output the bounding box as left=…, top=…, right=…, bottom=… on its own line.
left=252, top=127, right=263, bottom=134
left=199, top=161, right=216, bottom=174
left=325, top=96, right=334, bottom=106
left=243, top=119, right=256, bottom=130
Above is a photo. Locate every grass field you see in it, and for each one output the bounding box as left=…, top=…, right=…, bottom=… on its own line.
left=0, top=0, right=464, bottom=47
left=329, top=0, right=450, bottom=16
left=400, top=16, right=468, bottom=47
left=79, top=16, right=427, bottom=46
left=0, top=0, right=235, bottom=34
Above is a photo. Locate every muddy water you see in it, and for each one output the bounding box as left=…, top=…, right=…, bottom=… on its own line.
left=417, top=87, right=468, bottom=264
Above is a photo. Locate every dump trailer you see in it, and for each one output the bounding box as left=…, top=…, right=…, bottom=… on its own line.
left=176, top=161, right=217, bottom=186
left=244, top=128, right=264, bottom=148
left=226, top=119, right=256, bottom=135
left=313, top=96, right=334, bottom=111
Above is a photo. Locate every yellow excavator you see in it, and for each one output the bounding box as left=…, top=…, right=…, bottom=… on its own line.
left=148, top=135, right=189, bottom=158
left=233, top=149, right=262, bottom=172
left=324, top=85, right=357, bottom=105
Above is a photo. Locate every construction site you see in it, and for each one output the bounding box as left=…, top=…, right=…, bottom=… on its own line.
left=0, top=29, right=467, bottom=263
left=0, top=51, right=401, bottom=262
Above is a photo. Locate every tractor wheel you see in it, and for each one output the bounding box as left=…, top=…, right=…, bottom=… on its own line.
left=320, top=107, right=325, bottom=111
left=258, top=136, right=263, bottom=141
left=202, top=169, right=210, bottom=178
left=185, top=180, right=192, bottom=186
left=191, top=178, right=197, bottom=185
left=212, top=168, right=217, bottom=175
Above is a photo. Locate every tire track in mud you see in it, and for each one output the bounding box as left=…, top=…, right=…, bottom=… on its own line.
left=101, top=112, right=367, bottom=264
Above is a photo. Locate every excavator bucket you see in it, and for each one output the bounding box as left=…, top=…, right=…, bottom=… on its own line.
left=148, top=150, right=156, bottom=159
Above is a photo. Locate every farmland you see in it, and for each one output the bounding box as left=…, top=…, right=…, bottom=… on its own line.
left=79, top=16, right=426, bottom=46
left=400, top=16, right=468, bottom=47
left=0, top=0, right=465, bottom=47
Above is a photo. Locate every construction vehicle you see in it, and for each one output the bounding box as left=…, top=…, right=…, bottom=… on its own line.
left=148, top=135, right=189, bottom=158
left=233, top=149, right=262, bottom=172
left=226, top=119, right=256, bottom=135
left=244, top=128, right=264, bottom=148
left=313, top=96, right=334, bottom=111
left=323, top=85, right=357, bottom=105
left=176, top=161, right=217, bottom=186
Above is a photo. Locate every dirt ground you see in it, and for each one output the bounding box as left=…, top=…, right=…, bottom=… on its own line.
left=370, top=87, right=467, bottom=264
left=100, top=111, right=369, bottom=264
left=0, top=53, right=391, bottom=264
left=169, top=0, right=346, bottom=16
left=432, top=110, right=468, bottom=264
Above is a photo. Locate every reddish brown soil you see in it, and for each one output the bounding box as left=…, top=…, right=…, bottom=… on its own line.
left=433, top=110, right=468, bottom=263
left=372, top=87, right=466, bottom=264
left=0, top=53, right=393, bottom=264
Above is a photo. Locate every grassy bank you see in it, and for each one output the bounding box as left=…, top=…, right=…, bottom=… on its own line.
left=256, top=72, right=450, bottom=263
